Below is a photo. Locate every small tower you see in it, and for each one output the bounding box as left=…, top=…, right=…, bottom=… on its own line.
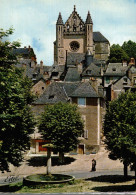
left=56, top=12, right=64, bottom=65
left=85, top=11, right=93, bottom=54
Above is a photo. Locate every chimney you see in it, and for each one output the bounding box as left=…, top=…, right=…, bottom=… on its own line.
left=40, top=60, right=44, bottom=74
left=28, top=45, right=31, bottom=51
left=122, top=60, right=127, bottom=66
left=129, top=58, right=135, bottom=66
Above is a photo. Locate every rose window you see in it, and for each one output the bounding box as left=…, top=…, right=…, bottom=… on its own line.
left=70, top=41, right=80, bottom=52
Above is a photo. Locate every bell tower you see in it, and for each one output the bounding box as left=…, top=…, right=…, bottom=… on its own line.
left=56, top=12, right=65, bottom=65
left=85, top=11, right=94, bottom=54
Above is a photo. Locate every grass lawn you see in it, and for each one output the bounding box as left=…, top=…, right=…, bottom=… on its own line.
left=0, top=175, right=135, bottom=193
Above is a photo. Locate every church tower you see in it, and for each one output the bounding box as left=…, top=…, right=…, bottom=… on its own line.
left=54, top=6, right=110, bottom=65
left=85, top=11, right=94, bottom=54
left=56, top=12, right=64, bottom=65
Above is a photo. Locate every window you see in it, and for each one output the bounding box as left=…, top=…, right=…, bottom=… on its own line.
left=106, top=77, right=110, bottom=84
left=123, top=78, right=127, bottom=83
left=84, top=130, right=88, bottom=139
left=49, top=95, right=54, bottom=99
left=78, top=98, right=86, bottom=106
left=70, top=41, right=80, bottom=52
left=86, top=70, right=91, bottom=74
left=133, top=77, right=136, bottom=85
left=112, top=68, right=116, bottom=71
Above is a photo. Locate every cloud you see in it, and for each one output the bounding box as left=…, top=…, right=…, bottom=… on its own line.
left=0, top=0, right=136, bottom=65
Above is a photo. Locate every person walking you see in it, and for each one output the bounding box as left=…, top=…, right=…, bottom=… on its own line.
left=91, top=159, right=96, bottom=171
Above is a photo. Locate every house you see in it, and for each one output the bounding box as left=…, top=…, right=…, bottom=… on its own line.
left=31, top=81, right=104, bottom=154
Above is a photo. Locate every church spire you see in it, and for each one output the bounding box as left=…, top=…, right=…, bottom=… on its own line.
left=74, top=5, right=76, bottom=12
left=85, top=11, right=93, bottom=24
left=56, top=12, right=63, bottom=24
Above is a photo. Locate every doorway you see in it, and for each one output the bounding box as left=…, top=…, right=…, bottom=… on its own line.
left=78, top=144, right=84, bottom=154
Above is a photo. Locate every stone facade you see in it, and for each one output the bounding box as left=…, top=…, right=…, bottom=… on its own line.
left=54, top=6, right=110, bottom=65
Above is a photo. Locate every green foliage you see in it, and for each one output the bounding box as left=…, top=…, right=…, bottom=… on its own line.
left=122, top=40, right=136, bottom=59
left=39, top=102, right=84, bottom=153
left=109, top=40, right=136, bottom=63
left=103, top=91, right=136, bottom=165
left=109, top=44, right=130, bottom=63
left=0, top=28, right=35, bottom=171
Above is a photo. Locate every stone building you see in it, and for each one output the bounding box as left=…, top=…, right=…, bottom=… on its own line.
left=54, top=5, right=110, bottom=65
left=32, top=81, right=104, bottom=154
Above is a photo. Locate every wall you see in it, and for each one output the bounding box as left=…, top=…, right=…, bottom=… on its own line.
left=72, top=97, right=103, bottom=153
left=94, top=42, right=109, bottom=61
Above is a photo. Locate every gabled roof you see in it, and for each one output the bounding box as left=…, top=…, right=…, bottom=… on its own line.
left=93, top=32, right=109, bottom=43
left=65, top=67, right=81, bottom=82
left=82, top=63, right=101, bottom=77
left=65, top=6, right=84, bottom=25
left=104, top=63, right=128, bottom=76
left=33, top=81, right=100, bottom=105
left=33, top=82, right=68, bottom=105
left=13, top=47, right=35, bottom=58
left=70, top=82, right=99, bottom=98
left=58, top=82, right=81, bottom=96
left=111, top=75, right=131, bottom=86
left=128, top=65, right=136, bottom=73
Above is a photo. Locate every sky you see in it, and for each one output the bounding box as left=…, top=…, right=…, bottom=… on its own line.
left=0, top=0, right=136, bottom=65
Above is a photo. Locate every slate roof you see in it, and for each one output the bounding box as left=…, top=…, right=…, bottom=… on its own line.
left=33, top=81, right=100, bottom=105
left=82, top=63, right=101, bottom=77
left=58, top=82, right=81, bottom=96
left=93, top=32, right=109, bottom=43
left=67, top=53, right=85, bottom=65
left=104, top=63, right=128, bottom=76
left=70, top=82, right=99, bottom=98
left=65, top=67, right=81, bottom=82
left=13, top=48, right=30, bottom=55
left=111, top=75, right=131, bottom=86
left=33, top=82, right=68, bottom=105
left=128, top=65, right=136, bottom=73
left=13, top=47, right=35, bottom=58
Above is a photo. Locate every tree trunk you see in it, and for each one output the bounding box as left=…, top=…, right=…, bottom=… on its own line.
left=123, top=161, right=128, bottom=178
left=47, top=148, right=52, bottom=176
left=59, top=151, right=64, bottom=164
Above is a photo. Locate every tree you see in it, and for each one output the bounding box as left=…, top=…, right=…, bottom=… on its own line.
left=103, top=91, right=136, bottom=183
left=122, top=40, right=136, bottom=59
left=0, top=28, right=35, bottom=172
left=109, top=44, right=130, bottom=63
left=39, top=102, right=84, bottom=163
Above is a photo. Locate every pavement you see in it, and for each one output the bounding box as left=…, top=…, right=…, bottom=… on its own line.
left=0, top=146, right=135, bottom=184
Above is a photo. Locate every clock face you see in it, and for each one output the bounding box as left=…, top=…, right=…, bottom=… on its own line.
left=70, top=41, right=80, bottom=52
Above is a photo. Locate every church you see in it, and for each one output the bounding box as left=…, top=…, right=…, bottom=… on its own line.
left=54, top=5, right=110, bottom=66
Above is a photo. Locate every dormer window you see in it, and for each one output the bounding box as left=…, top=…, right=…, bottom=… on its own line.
left=112, top=68, right=116, bottom=71
left=86, top=70, right=92, bottom=74
left=49, top=95, right=54, bottom=99
left=123, top=78, right=127, bottom=83
left=52, top=72, right=59, bottom=76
